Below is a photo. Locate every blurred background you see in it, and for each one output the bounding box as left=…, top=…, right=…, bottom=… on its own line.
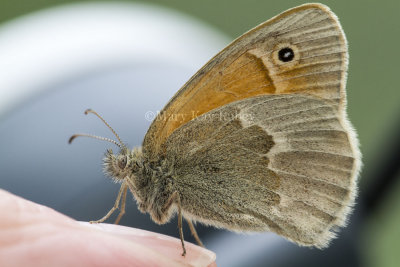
left=0, top=0, right=399, bottom=266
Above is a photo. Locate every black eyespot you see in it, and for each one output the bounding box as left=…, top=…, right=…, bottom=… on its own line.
left=278, top=47, right=295, bottom=62
left=118, top=156, right=127, bottom=169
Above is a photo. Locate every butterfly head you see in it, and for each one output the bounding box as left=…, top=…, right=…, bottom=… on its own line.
left=103, top=147, right=143, bottom=182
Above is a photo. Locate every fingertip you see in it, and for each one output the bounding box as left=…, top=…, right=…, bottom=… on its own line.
left=79, top=222, right=217, bottom=267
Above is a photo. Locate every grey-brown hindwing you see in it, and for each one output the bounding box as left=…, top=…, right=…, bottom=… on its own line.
left=164, top=94, right=358, bottom=248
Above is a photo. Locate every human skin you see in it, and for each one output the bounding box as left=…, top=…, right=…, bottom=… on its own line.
left=0, top=189, right=216, bottom=267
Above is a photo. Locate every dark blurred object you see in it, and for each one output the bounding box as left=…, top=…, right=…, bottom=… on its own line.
left=363, top=124, right=400, bottom=215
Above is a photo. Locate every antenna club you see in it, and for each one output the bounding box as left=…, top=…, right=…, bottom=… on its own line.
left=84, top=109, right=93, bottom=115
left=68, top=135, right=78, bottom=144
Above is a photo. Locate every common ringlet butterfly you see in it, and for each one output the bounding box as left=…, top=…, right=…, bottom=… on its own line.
left=70, top=3, right=361, bottom=256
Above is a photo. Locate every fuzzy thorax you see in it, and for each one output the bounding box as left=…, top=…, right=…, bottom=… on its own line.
left=102, top=146, right=176, bottom=224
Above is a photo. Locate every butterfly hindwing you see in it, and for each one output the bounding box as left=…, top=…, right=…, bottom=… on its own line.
left=164, top=93, right=358, bottom=248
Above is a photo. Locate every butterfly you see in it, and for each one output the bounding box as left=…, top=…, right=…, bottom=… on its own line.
left=70, top=3, right=361, bottom=256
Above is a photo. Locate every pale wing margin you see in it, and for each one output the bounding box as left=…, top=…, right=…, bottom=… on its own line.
left=164, top=93, right=360, bottom=248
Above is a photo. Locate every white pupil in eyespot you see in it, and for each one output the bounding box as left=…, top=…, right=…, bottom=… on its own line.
left=278, top=47, right=295, bottom=62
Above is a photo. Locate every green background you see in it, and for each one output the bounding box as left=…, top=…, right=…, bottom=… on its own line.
left=1, top=0, right=399, bottom=266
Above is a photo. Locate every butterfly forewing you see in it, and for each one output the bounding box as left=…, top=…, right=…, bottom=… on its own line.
left=143, top=4, right=348, bottom=161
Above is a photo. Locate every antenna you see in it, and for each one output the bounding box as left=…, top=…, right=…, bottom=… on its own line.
left=69, top=133, right=123, bottom=149
left=69, top=109, right=126, bottom=150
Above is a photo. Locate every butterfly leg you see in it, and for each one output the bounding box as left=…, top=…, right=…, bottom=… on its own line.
left=186, top=219, right=204, bottom=247
left=114, top=184, right=128, bottom=224
left=173, top=191, right=187, bottom=256
left=90, top=181, right=128, bottom=224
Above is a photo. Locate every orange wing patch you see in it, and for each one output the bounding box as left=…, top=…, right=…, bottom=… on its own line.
left=144, top=52, right=276, bottom=159
left=169, top=52, right=277, bottom=134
